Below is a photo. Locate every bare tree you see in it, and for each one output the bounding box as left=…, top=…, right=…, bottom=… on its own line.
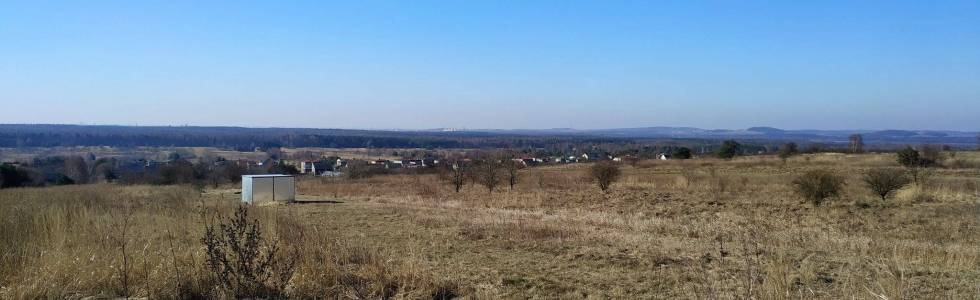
left=624, top=155, right=640, bottom=168
left=504, top=159, right=521, bottom=190
left=64, top=156, right=90, bottom=184
left=849, top=134, right=864, bottom=153
left=479, top=159, right=500, bottom=194
left=778, top=142, right=799, bottom=163
left=450, top=161, right=466, bottom=193
left=590, top=161, right=622, bottom=192
left=90, top=158, right=118, bottom=183
left=265, top=147, right=283, bottom=160
left=919, top=144, right=945, bottom=166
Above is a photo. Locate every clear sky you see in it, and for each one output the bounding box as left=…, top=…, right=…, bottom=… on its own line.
left=1, top=1, right=978, bottom=131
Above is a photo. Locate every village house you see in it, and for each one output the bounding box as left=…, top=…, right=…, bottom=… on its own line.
left=299, top=160, right=329, bottom=175
left=421, top=158, right=439, bottom=167
left=402, top=159, right=424, bottom=168
left=319, top=171, right=343, bottom=177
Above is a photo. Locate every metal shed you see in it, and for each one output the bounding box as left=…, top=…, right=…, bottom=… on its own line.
left=241, top=174, right=295, bottom=204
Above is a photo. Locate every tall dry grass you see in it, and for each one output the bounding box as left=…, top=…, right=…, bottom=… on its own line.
left=3, top=152, right=979, bottom=298
left=296, top=153, right=980, bottom=298
left=0, top=184, right=459, bottom=299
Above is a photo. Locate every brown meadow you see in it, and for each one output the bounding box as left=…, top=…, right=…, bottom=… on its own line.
left=2, top=152, right=978, bottom=299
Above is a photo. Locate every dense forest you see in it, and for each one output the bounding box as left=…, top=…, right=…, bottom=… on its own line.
left=0, top=124, right=627, bottom=150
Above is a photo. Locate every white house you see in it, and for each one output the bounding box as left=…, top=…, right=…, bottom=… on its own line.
left=241, top=174, right=295, bottom=204
left=657, top=153, right=670, bottom=160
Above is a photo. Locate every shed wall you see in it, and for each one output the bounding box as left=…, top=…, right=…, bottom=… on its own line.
left=252, top=177, right=275, bottom=203
left=273, top=177, right=295, bottom=201
left=241, top=176, right=295, bottom=204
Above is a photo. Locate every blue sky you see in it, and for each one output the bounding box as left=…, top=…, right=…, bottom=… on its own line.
left=1, top=1, right=978, bottom=130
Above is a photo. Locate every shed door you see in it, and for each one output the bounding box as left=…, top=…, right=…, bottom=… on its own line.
left=252, top=177, right=274, bottom=203
left=273, top=177, right=295, bottom=201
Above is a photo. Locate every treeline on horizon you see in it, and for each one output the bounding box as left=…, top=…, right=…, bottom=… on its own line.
left=0, top=124, right=628, bottom=150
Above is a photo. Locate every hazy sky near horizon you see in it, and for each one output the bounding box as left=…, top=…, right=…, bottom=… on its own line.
left=1, top=1, right=979, bottom=131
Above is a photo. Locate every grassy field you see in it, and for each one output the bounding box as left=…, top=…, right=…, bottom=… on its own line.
left=2, top=153, right=978, bottom=299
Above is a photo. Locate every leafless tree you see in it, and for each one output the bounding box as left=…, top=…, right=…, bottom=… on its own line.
left=504, top=159, right=521, bottom=190
left=344, top=160, right=362, bottom=179
left=479, top=159, right=501, bottom=194
left=64, top=156, right=90, bottom=184
left=778, top=142, right=799, bottom=163
left=849, top=134, right=864, bottom=154
left=90, top=158, right=118, bottom=183
left=624, top=156, right=640, bottom=168
left=265, top=147, right=283, bottom=160
left=590, top=161, right=621, bottom=192
left=919, top=144, right=945, bottom=166
left=450, top=161, right=466, bottom=193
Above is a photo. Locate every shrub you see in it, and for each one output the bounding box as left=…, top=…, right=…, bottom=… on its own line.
left=0, top=163, right=33, bottom=188
left=672, top=147, right=693, bottom=159
left=918, top=144, right=944, bottom=166
left=792, top=170, right=845, bottom=206
left=267, top=163, right=301, bottom=175
left=896, top=146, right=932, bottom=183
left=778, top=142, right=798, bottom=162
left=862, top=168, right=910, bottom=200
left=202, top=206, right=297, bottom=299
left=716, top=140, right=742, bottom=159
left=590, top=161, right=621, bottom=192
left=896, top=146, right=922, bottom=168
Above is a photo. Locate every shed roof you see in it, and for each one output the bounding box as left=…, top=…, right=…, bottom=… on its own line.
left=242, top=174, right=294, bottom=178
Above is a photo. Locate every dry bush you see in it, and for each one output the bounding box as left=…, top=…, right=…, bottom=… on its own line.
left=202, top=205, right=297, bottom=298
left=590, top=161, right=622, bottom=192
left=791, top=169, right=845, bottom=206
left=862, top=168, right=910, bottom=200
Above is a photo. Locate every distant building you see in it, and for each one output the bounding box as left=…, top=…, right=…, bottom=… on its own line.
left=657, top=153, right=670, bottom=160
left=402, top=159, right=423, bottom=168
left=319, top=171, right=343, bottom=177
left=300, top=161, right=329, bottom=174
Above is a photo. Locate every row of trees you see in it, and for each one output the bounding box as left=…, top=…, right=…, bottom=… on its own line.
left=0, top=155, right=305, bottom=189
left=436, top=156, right=626, bottom=194
left=441, top=158, right=524, bottom=194
left=428, top=142, right=951, bottom=199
